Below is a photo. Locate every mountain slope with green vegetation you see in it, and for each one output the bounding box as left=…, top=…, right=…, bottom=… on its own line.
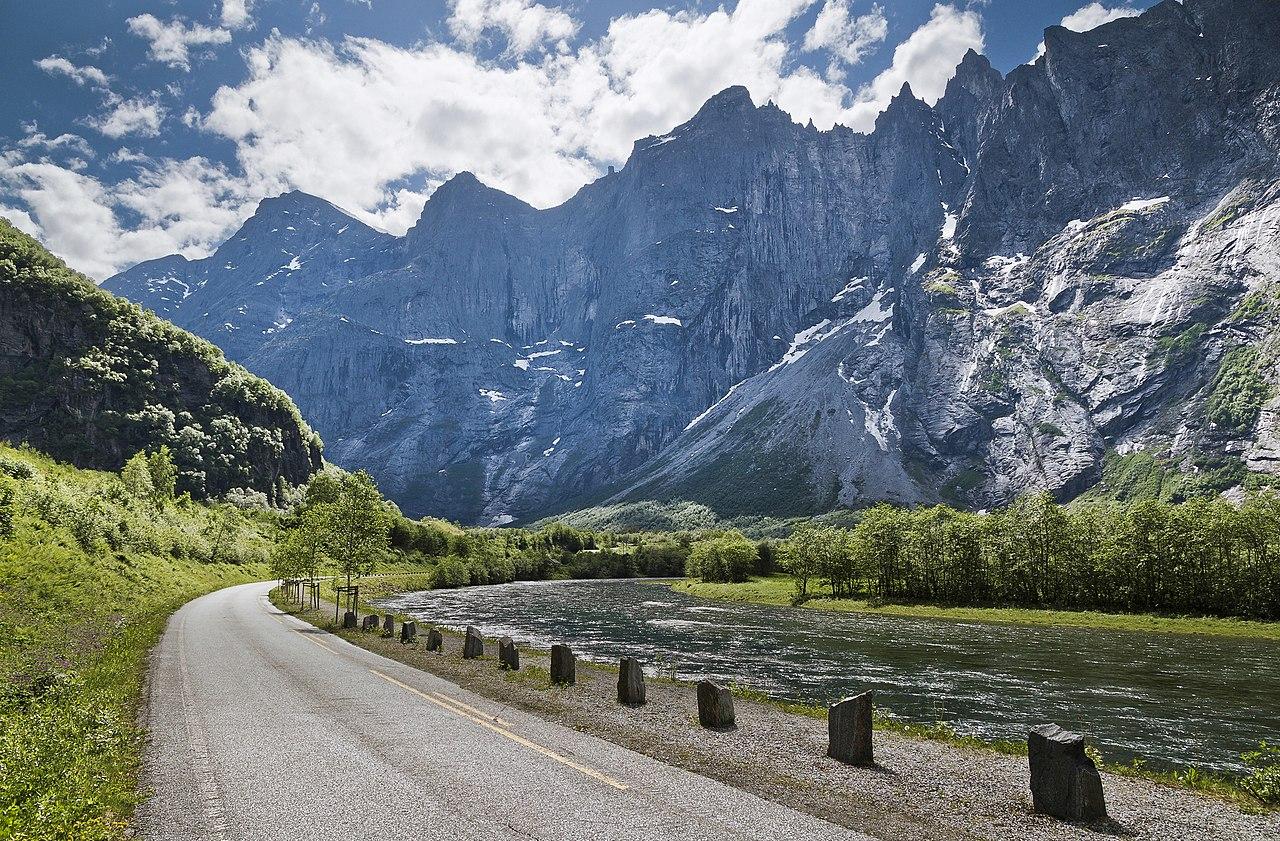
left=0, top=443, right=277, bottom=840
left=0, top=219, right=322, bottom=504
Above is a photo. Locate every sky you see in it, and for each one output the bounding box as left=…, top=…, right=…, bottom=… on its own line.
left=0, top=0, right=1155, bottom=279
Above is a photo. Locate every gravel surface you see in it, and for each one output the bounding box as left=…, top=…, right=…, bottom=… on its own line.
left=322, top=605, right=1279, bottom=841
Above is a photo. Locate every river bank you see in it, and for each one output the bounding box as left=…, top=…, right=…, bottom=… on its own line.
left=272, top=591, right=1277, bottom=841
left=675, top=575, right=1280, bottom=640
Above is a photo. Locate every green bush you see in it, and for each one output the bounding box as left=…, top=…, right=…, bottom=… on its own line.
left=431, top=557, right=471, bottom=589
left=686, top=532, right=757, bottom=583
left=1240, top=741, right=1280, bottom=806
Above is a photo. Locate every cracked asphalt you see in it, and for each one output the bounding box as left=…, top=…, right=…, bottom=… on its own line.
left=137, top=581, right=876, bottom=840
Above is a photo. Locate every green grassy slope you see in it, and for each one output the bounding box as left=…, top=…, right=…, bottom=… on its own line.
left=0, top=444, right=275, bottom=840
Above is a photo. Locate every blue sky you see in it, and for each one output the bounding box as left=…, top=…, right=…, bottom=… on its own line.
left=0, top=0, right=1154, bottom=278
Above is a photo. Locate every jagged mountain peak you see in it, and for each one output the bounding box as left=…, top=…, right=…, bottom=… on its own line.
left=101, top=0, right=1280, bottom=522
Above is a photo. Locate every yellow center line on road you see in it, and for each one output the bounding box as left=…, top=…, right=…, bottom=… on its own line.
left=264, top=600, right=628, bottom=792
left=368, top=668, right=630, bottom=792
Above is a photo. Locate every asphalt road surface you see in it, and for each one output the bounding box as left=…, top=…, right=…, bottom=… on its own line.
left=138, top=581, right=876, bottom=840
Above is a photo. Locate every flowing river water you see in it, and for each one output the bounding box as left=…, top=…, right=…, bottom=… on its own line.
left=378, top=579, right=1279, bottom=772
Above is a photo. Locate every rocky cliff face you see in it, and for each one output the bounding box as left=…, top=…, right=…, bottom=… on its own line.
left=1, top=219, right=322, bottom=501
left=104, top=0, right=1280, bottom=521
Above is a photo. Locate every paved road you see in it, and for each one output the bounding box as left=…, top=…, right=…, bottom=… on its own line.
left=139, top=582, right=876, bottom=840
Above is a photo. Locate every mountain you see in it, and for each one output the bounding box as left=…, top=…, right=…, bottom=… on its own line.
left=0, top=218, right=323, bottom=501
left=104, top=0, right=1280, bottom=522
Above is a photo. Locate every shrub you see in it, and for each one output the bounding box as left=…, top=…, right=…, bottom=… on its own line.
left=1240, top=741, right=1280, bottom=806
left=431, top=557, right=471, bottom=589
left=686, top=533, right=757, bottom=583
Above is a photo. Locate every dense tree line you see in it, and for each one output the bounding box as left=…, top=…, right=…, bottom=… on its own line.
left=780, top=493, right=1280, bottom=619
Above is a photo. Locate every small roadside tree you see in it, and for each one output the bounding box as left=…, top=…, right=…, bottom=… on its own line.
left=315, top=471, right=392, bottom=587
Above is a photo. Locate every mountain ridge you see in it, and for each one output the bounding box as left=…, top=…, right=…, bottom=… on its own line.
left=103, top=0, right=1280, bottom=523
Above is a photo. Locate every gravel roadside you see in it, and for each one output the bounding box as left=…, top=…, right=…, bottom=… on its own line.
left=288, top=602, right=1277, bottom=841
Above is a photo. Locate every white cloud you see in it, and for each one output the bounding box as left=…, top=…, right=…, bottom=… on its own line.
left=202, top=2, right=833, bottom=224
left=0, top=154, right=256, bottom=279
left=802, top=1, right=888, bottom=78
left=89, top=97, right=166, bottom=138
left=127, top=14, right=232, bottom=70
left=222, top=0, right=255, bottom=29
left=839, top=3, right=983, bottom=130
left=34, top=56, right=111, bottom=87
left=18, top=130, right=95, bottom=158
left=1036, top=3, right=1140, bottom=57
left=6, top=0, right=994, bottom=276
left=447, top=0, right=580, bottom=56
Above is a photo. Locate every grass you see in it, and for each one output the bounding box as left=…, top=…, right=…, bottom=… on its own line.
left=672, top=575, right=1280, bottom=641
left=0, top=444, right=272, bottom=840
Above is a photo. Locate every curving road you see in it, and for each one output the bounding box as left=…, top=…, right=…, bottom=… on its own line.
left=138, top=582, right=875, bottom=840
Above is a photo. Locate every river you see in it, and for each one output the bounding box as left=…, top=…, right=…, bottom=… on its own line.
left=377, top=578, right=1279, bottom=772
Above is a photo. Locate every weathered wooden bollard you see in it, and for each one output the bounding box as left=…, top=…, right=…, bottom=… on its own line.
left=696, top=680, right=735, bottom=729
left=498, top=637, right=520, bottom=670
left=426, top=627, right=443, bottom=651
left=463, top=626, right=484, bottom=659
left=361, top=615, right=379, bottom=632
left=382, top=615, right=394, bottom=637
left=1028, top=724, right=1107, bottom=821
left=400, top=620, right=417, bottom=643
left=827, top=691, right=874, bottom=765
left=342, top=611, right=358, bottom=630
left=617, top=657, right=645, bottom=706
left=550, top=644, right=576, bottom=685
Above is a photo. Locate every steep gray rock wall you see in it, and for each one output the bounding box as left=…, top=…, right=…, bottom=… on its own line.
left=103, top=0, right=1280, bottom=521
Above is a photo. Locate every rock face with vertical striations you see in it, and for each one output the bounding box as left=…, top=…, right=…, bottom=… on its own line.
left=101, top=0, right=1280, bottom=522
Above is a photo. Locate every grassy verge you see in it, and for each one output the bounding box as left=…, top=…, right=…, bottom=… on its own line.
left=0, top=445, right=272, bottom=840
left=673, top=576, right=1280, bottom=640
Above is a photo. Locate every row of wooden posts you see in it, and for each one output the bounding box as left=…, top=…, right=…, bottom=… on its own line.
left=346, top=608, right=1107, bottom=824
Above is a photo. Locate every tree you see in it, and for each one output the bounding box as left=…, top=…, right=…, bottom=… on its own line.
left=146, top=445, right=177, bottom=506
left=203, top=505, right=238, bottom=564
left=0, top=475, right=14, bottom=538
left=121, top=451, right=155, bottom=504
left=271, top=506, right=327, bottom=582
left=315, top=471, right=391, bottom=587
left=687, top=532, right=756, bottom=583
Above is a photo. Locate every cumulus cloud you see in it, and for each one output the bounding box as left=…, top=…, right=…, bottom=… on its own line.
left=222, top=0, right=255, bottom=29
left=127, top=14, right=232, bottom=70
left=0, top=153, right=256, bottom=278
left=447, top=0, right=580, bottom=56
left=802, top=1, right=888, bottom=79
left=18, top=130, right=96, bottom=158
left=840, top=3, right=983, bottom=130
left=1036, top=3, right=1140, bottom=57
left=34, top=56, right=111, bottom=88
left=89, top=97, right=166, bottom=138
left=5, top=0, right=995, bottom=276
left=202, top=1, right=832, bottom=223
